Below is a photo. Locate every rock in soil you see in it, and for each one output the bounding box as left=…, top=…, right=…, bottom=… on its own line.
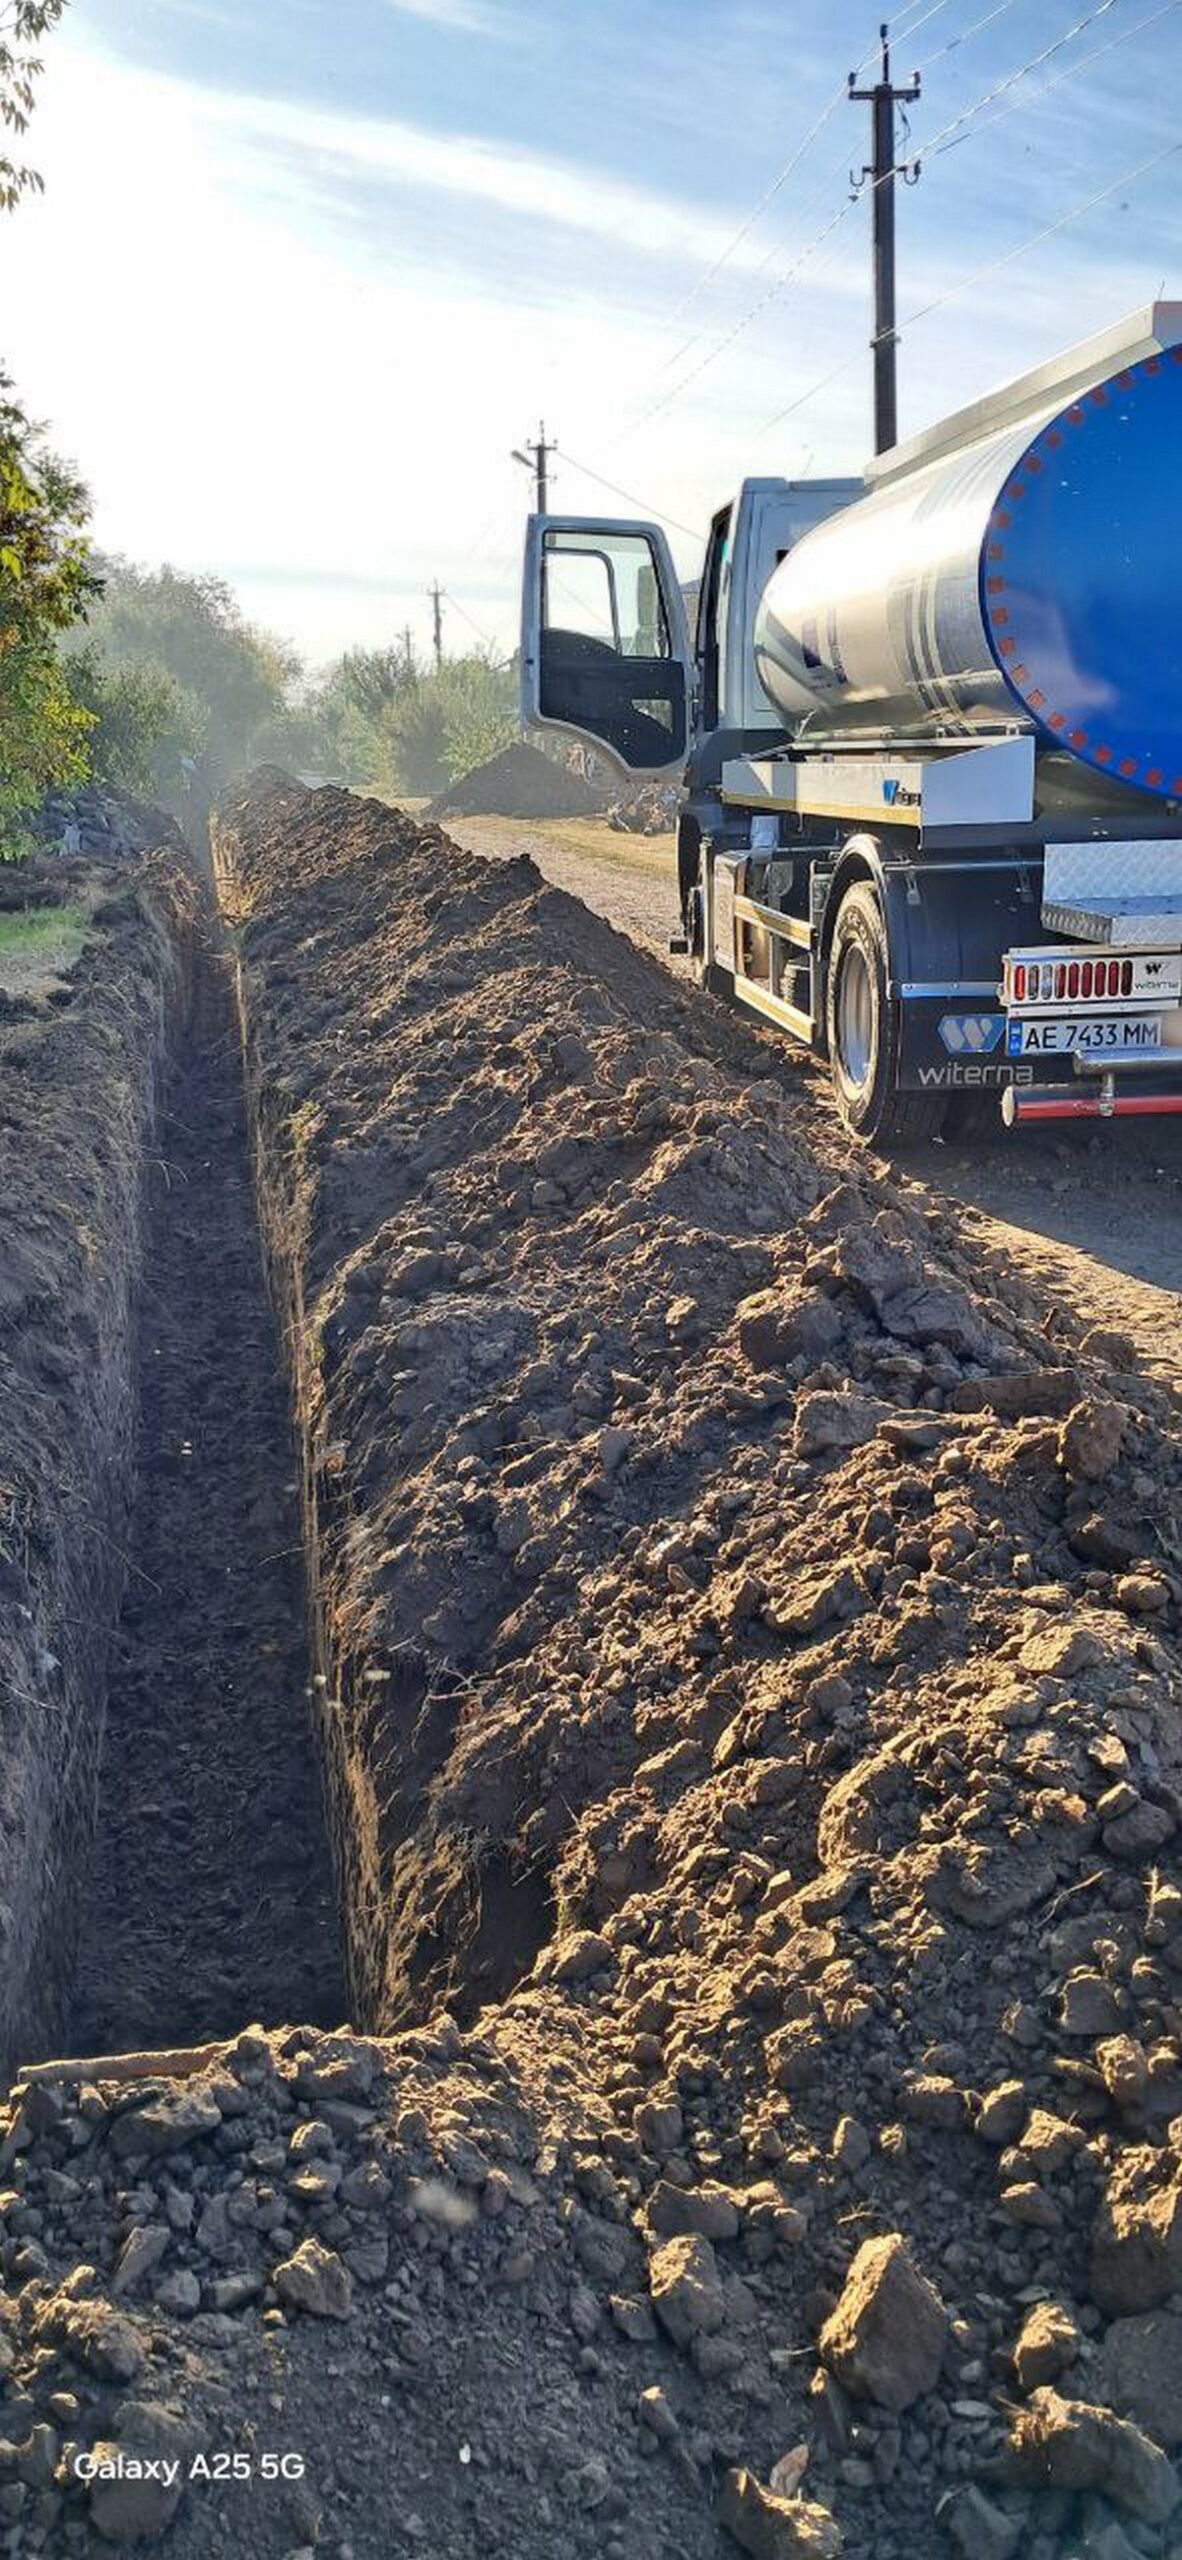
left=1007, top=2386, right=1179, bottom=2524
left=818, top=2235, right=948, bottom=2412
left=720, top=2466, right=843, bottom=2557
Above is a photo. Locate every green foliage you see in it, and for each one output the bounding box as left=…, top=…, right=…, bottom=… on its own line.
left=0, top=364, right=96, bottom=852
left=333, top=645, right=413, bottom=728
left=65, top=646, right=207, bottom=796
left=1, top=1, right=68, bottom=211
left=69, top=560, right=299, bottom=791
left=426, top=654, right=518, bottom=788
left=314, top=649, right=518, bottom=799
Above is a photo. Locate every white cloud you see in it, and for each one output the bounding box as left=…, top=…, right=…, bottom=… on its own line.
left=385, top=0, right=508, bottom=30
left=187, top=79, right=821, bottom=280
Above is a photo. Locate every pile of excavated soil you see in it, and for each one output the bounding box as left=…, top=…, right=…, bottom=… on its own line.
left=3, top=775, right=1182, bottom=2560
left=0, top=849, right=189, bottom=2075
left=429, top=742, right=611, bottom=821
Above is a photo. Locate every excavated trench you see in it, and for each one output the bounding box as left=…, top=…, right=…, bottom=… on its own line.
left=22, top=889, right=348, bottom=2068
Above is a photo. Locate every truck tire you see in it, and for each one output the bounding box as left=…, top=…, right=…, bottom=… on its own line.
left=686, top=845, right=726, bottom=993
left=826, top=881, right=944, bottom=1146
left=686, top=865, right=709, bottom=986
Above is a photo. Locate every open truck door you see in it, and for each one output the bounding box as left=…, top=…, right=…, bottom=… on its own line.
left=521, top=516, right=693, bottom=780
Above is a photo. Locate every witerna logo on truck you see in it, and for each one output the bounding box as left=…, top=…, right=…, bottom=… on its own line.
left=913, top=1016, right=1025, bottom=1090
left=938, top=1015, right=1005, bottom=1056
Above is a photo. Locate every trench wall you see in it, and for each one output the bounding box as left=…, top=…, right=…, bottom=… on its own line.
left=0, top=855, right=189, bottom=2075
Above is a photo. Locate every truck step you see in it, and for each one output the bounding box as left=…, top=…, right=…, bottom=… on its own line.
left=1042, top=896, right=1182, bottom=948
left=1041, top=841, right=1182, bottom=947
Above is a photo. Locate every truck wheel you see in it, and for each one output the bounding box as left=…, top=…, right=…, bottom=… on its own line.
left=685, top=869, right=709, bottom=986
left=826, top=881, right=944, bottom=1146
left=686, top=847, right=725, bottom=992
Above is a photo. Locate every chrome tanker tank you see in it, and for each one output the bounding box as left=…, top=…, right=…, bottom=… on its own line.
left=754, top=301, right=1182, bottom=806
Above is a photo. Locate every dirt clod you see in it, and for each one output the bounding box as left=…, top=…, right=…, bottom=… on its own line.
left=719, top=2465, right=843, bottom=2557
left=818, top=2233, right=948, bottom=2413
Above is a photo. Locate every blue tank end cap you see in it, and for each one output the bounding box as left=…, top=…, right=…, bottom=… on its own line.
left=981, top=347, right=1182, bottom=802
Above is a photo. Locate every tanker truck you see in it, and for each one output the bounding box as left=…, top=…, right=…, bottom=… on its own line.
left=519, top=299, right=1182, bottom=1142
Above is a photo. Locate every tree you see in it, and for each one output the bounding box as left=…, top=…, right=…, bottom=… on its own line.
left=310, top=650, right=517, bottom=799
left=333, top=645, right=414, bottom=728
left=386, top=654, right=517, bottom=797
left=65, top=648, right=207, bottom=797
left=72, top=561, right=298, bottom=787
left=1, top=1, right=67, bottom=211
left=0, top=365, right=96, bottom=848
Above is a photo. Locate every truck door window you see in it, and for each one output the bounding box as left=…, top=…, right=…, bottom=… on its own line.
left=543, top=530, right=672, bottom=658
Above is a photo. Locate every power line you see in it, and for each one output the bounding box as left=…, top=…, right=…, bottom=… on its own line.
left=758, top=128, right=1182, bottom=436
left=930, top=0, right=1182, bottom=153
left=923, top=0, right=1027, bottom=61
left=610, top=2, right=1017, bottom=441
left=654, top=33, right=932, bottom=380
left=617, top=195, right=857, bottom=445
left=658, top=85, right=848, bottom=340
left=630, top=10, right=964, bottom=409
left=621, top=0, right=1170, bottom=450
left=890, top=0, right=958, bottom=39
left=441, top=589, right=509, bottom=658
left=555, top=448, right=703, bottom=540
left=740, top=0, right=1024, bottom=288
left=655, top=10, right=935, bottom=347
left=898, top=0, right=1127, bottom=169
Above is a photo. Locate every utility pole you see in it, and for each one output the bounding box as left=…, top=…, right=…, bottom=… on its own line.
left=849, top=24, right=920, bottom=455
left=511, top=421, right=557, bottom=512
left=402, top=625, right=414, bottom=677
left=429, top=583, right=444, bottom=672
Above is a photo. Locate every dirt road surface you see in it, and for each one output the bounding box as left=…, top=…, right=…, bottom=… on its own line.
left=447, top=813, right=1181, bottom=1381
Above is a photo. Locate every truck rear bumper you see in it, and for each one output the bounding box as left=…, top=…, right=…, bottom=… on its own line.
left=1002, top=1083, right=1182, bottom=1125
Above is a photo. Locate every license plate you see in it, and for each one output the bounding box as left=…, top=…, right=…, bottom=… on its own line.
left=1006, top=1012, right=1162, bottom=1057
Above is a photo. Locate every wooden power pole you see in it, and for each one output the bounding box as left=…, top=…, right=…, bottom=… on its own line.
left=511, top=423, right=557, bottom=512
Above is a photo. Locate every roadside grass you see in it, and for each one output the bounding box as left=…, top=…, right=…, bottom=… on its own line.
left=455, top=812, right=676, bottom=876
left=0, top=904, right=90, bottom=997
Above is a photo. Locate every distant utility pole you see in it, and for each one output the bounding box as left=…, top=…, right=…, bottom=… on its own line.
left=849, top=23, right=921, bottom=455
left=510, top=422, right=557, bottom=512
left=429, top=583, right=444, bottom=671
left=402, top=625, right=414, bottom=676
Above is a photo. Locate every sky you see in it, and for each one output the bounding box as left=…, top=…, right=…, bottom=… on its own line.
left=2, top=0, right=1181, bottom=669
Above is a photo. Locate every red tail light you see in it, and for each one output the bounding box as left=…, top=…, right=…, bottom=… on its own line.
left=1082, top=961, right=1093, bottom=997
left=1067, top=962, right=1080, bottom=997
left=1013, top=963, right=1026, bottom=1000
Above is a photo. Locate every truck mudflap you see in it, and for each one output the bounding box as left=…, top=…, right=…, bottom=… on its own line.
left=896, top=990, right=1035, bottom=1098
left=876, top=856, right=1037, bottom=1098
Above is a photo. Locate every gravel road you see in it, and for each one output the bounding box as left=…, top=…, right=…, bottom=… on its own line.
left=447, top=813, right=1181, bottom=1380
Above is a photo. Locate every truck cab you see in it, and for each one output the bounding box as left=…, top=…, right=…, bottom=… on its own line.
left=521, top=309, right=1182, bottom=1144
left=521, top=476, right=856, bottom=781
